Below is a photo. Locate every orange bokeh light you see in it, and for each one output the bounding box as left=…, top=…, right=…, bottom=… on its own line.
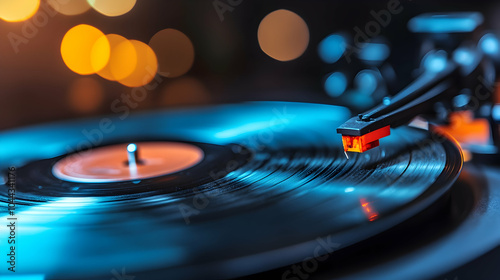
left=95, top=34, right=137, bottom=81
left=149, top=28, right=195, bottom=78
left=117, top=40, right=158, bottom=87
left=61, top=24, right=110, bottom=75
left=258, top=9, right=309, bottom=61
left=0, top=0, right=40, bottom=22
left=437, top=111, right=490, bottom=145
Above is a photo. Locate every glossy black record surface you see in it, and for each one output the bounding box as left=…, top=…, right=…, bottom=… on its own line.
left=0, top=102, right=462, bottom=279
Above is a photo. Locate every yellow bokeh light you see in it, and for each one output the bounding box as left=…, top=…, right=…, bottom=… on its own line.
left=47, top=0, right=91, bottom=16
left=90, top=35, right=112, bottom=73
left=117, top=40, right=158, bottom=87
left=93, top=34, right=137, bottom=81
left=149, top=28, right=195, bottom=78
left=87, top=0, right=136, bottom=17
left=61, top=24, right=110, bottom=75
left=257, top=9, right=309, bottom=61
left=68, top=77, right=104, bottom=113
left=0, top=0, right=40, bottom=22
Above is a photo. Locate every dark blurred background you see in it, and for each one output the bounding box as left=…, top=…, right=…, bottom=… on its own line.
left=1, top=0, right=498, bottom=131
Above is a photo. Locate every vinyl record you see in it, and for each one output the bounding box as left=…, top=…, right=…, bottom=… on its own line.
left=0, top=102, right=462, bottom=279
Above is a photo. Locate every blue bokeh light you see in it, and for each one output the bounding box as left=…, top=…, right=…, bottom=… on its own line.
left=492, top=105, right=500, bottom=121
left=383, top=97, right=391, bottom=106
left=358, top=43, right=390, bottom=62
left=422, top=50, right=448, bottom=72
left=408, top=12, right=483, bottom=33
left=324, top=72, right=348, bottom=97
left=480, top=33, right=500, bottom=56
left=452, top=47, right=475, bottom=66
left=453, top=94, right=470, bottom=108
left=354, top=70, right=379, bottom=95
left=318, top=34, right=346, bottom=64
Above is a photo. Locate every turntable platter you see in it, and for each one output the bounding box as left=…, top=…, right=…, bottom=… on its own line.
left=0, top=102, right=462, bottom=279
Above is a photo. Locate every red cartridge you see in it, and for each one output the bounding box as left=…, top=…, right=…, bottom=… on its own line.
left=341, top=125, right=390, bottom=153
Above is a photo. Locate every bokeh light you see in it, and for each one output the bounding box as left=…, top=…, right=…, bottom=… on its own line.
left=149, top=29, right=195, bottom=78
left=87, top=0, right=136, bottom=17
left=61, top=24, right=110, bottom=75
left=422, top=50, right=448, bottom=72
left=94, top=34, right=137, bottom=81
left=358, top=42, right=390, bottom=63
left=160, top=77, right=211, bottom=106
left=453, top=93, right=470, bottom=108
left=453, top=47, right=475, bottom=66
left=48, top=0, right=91, bottom=16
left=479, top=33, right=500, bottom=56
left=257, top=9, right=309, bottom=61
left=0, top=0, right=40, bottom=22
left=68, top=77, right=104, bottom=113
left=354, top=70, right=379, bottom=95
left=318, top=34, right=346, bottom=64
left=324, top=72, right=347, bottom=97
left=117, top=40, right=158, bottom=87
left=492, top=104, right=500, bottom=120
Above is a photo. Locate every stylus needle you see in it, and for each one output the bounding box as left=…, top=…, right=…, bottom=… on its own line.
left=344, top=150, right=349, bottom=160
